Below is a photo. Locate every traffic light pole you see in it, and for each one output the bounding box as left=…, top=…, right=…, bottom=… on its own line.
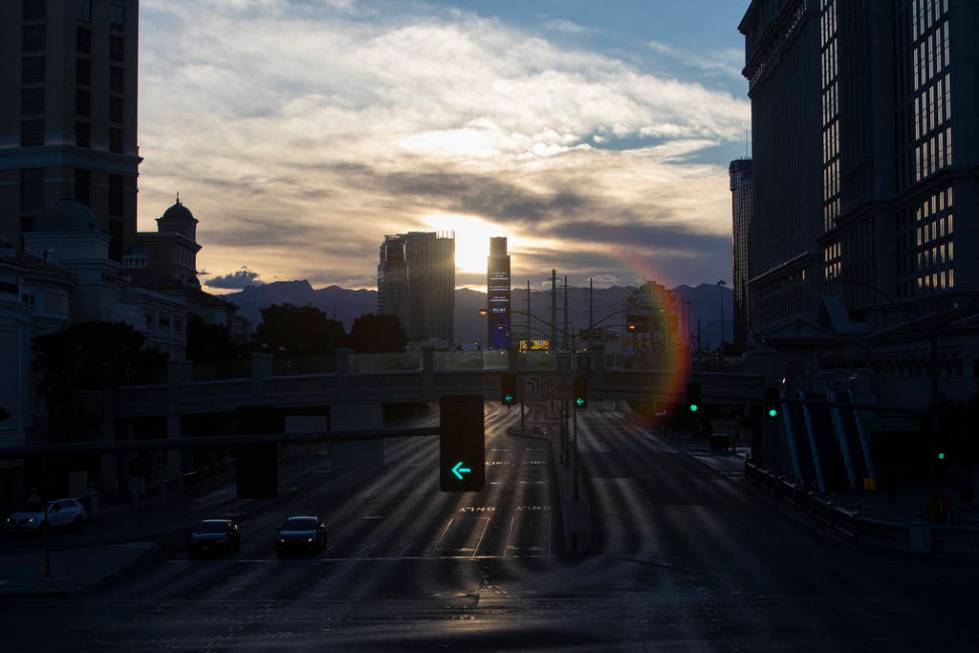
left=572, top=405, right=579, bottom=500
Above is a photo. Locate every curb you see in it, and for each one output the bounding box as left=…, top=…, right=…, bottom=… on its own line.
left=0, top=542, right=160, bottom=597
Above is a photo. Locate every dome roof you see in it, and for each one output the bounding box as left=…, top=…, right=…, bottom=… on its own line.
left=159, top=197, right=197, bottom=224
left=36, top=199, right=107, bottom=233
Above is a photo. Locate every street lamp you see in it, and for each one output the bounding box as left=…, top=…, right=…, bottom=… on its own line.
left=717, top=280, right=727, bottom=353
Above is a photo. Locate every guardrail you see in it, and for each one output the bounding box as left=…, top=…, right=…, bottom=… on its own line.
left=744, top=461, right=979, bottom=556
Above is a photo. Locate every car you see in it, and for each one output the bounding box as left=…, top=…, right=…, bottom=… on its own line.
left=188, top=519, right=241, bottom=556
left=3, top=498, right=88, bottom=533
left=276, top=515, right=327, bottom=555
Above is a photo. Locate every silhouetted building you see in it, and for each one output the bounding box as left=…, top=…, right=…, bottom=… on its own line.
left=487, top=237, right=510, bottom=349
left=739, top=1, right=825, bottom=336
left=1, top=0, right=141, bottom=261
left=378, top=235, right=408, bottom=332
left=378, top=232, right=454, bottom=344
left=729, top=159, right=752, bottom=351
left=739, top=0, right=979, bottom=404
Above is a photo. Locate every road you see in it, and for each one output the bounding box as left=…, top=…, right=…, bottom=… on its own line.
left=3, top=406, right=979, bottom=651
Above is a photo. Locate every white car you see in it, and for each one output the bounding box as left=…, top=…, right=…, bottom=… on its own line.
left=4, top=498, right=88, bottom=532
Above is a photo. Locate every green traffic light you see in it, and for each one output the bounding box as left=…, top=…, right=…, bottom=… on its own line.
left=768, top=408, right=778, bottom=418
left=689, top=404, right=698, bottom=412
left=504, top=393, right=513, bottom=402
left=938, top=452, right=946, bottom=461
left=575, top=398, right=585, bottom=407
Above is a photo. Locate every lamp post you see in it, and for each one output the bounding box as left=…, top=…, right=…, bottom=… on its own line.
left=717, top=280, right=727, bottom=353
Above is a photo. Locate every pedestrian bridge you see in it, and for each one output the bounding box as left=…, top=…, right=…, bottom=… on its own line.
left=113, top=348, right=765, bottom=419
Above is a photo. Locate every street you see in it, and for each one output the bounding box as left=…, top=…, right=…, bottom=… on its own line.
left=2, top=405, right=979, bottom=651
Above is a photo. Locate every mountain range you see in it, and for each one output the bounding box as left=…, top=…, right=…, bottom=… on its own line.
left=221, top=281, right=734, bottom=349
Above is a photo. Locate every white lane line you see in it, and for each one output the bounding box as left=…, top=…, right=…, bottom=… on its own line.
left=361, top=515, right=383, bottom=520
left=433, top=518, right=453, bottom=551
left=502, top=516, right=515, bottom=560
left=471, top=517, right=492, bottom=560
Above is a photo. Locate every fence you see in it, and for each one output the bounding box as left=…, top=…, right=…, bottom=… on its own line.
left=744, top=460, right=979, bottom=555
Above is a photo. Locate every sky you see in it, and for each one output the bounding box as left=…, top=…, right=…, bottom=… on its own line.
left=138, top=0, right=752, bottom=292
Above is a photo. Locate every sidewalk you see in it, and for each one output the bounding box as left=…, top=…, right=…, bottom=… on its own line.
left=0, top=542, right=158, bottom=596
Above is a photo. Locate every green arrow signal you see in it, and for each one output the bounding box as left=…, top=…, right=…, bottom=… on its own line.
left=504, top=393, right=513, bottom=402
left=452, top=461, right=472, bottom=480
left=575, top=397, right=585, bottom=407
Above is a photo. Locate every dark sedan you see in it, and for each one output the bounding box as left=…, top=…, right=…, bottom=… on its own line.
left=276, top=516, right=327, bottom=555
left=188, top=519, right=240, bottom=556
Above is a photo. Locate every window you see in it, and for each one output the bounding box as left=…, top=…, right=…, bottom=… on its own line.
left=76, top=58, right=91, bottom=86
left=76, top=27, right=91, bottom=54
left=110, top=35, right=125, bottom=62
left=20, top=169, right=44, bottom=212
left=23, top=0, right=46, bottom=21
left=110, top=66, right=124, bottom=93
left=75, top=169, right=90, bottom=206
left=75, top=0, right=92, bottom=21
left=109, top=175, right=123, bottom=216
left=109, top=127, right=123, bottom=153
left=109, top=221, right=123, bottom=261
left=20, top=88, right=44, bottom=115
left=76, top=121, right=90, bottom=148
left=21, top=120, right=44, bottom=147
left=22, top=25, right=46, bottom=52
left=110, top=1, right=125, bottom=30
left=21, top=57, right=45, bottom=83
left=110, top=97, right=124, bottom=123
left=75, top=89, right=91, bottom=117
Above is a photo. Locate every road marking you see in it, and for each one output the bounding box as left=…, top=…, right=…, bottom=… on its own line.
left=515, top=505, right=551, bottom=511
left=471, top=516, right=492, bottom=560
left=434, top=518, right=453, bottom=550
left=361, top=515, right=383, bottom=520
left=502, top=516, right=515, bottom=560
left=459, top=506, right=495, bottom=512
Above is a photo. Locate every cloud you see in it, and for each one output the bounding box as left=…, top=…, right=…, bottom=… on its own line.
left=542, top=18, right=587, bottom=35
left=648, top=39, right=744, bottom=80
left=205, top=266, right=265, bottom=289
left=137, top=1, right=747, bottom=290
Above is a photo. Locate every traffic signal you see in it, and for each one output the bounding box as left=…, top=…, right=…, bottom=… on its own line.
left=765, top=386, right=780, bottom=420
left=501, top=372, right=518, bottom=407
left=440, top=395, right=485, bottom=492
left=573, top=374, right=589, bottom=409
left=685, top=381, right=701, bottom=413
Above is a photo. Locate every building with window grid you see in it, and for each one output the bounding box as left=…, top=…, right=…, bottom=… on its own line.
left=729, top=158, right=753, bottom=352
left=740, top=0, right=979, bottom=401
left=1, top=0, right=139, bottom=261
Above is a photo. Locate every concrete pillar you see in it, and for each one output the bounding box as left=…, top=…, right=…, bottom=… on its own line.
left=330, top=403, right=385, bottom=469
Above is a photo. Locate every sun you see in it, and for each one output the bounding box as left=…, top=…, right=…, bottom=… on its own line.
left=422, top=214, right=505, bottom=275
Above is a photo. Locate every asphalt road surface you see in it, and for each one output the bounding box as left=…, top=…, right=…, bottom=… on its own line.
left=3, top=406, right=979, bottom=651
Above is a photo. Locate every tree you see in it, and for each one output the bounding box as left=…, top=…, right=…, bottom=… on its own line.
left=346, top=313, right=408, bottom=354
left=34, top=322, right=169, bottom=397
left=186, top=314, right=248, bottom=364
left=33, top=322, right=169, bottom=438
left=253, top=304, right=345, bottom=358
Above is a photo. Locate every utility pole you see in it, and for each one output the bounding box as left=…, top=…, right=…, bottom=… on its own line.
left=563, top=275, right=569, bottom=352
left=589, top=278, right=594, bottom=332
left=550, top=269, right=557, bottom=348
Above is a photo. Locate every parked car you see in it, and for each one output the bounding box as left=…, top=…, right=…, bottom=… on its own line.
left=3, top=498, right=88, bottom=533
left=188, top=519, right=241, bottom=555
left=276, top=515, right=327, bottom=554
